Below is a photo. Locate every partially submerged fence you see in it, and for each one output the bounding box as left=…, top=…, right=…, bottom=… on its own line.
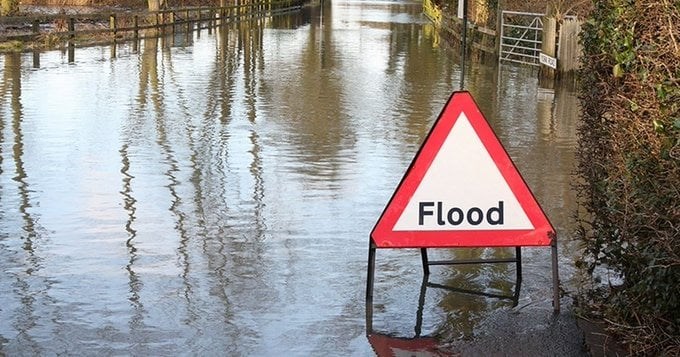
left=422, top=0, right=496, bottom=58
left=440, top=12, right=496, bottom=56
left=422, top=1, right=583, bottom=77
left=0, top=0, right=305, bottom=46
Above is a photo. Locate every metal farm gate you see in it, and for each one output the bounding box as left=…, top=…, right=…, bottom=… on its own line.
left=499, top=11, right=579, bottom=68
left=498, top=11, right=544, bottom=66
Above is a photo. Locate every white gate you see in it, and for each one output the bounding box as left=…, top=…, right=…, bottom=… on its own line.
left=499, top=11, right=579, bottom=68
left=498, top=11, right=544, bottom=66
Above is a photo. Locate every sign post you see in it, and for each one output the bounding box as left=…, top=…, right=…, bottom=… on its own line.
left=366, top=91, right=559, bottom=313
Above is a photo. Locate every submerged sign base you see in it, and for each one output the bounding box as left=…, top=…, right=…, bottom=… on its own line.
left=365, top=239, right=560, bottom=315
left=366, top=91, right=560, bottom=314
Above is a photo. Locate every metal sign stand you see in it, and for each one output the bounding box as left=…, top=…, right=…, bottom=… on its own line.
left=366, top=238, right=560, bottom=316
left=365, top=89, right=561, bottom=325
left=419, top=246, right=522, bottom=280
left=550, top=232, right=561, bottom=312
left=367, top=271, right=521, bottom=336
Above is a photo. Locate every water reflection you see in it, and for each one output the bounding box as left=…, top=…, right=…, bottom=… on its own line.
left=367, top=263, right=521, bottom=339
left=432, top=249, right=520, bottom=340
left=5, top=54, right=39, bottom=245
left=0, top=52, right=44, bottom=355
left=367, top=278, right=450, bottom=356
left=119, top=143, right=146, bottom=343
left=0, top=1, right=581, bottom=355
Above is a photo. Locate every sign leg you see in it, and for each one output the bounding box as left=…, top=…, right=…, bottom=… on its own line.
left=420, top=248, right=430, bottom=276
left=366, top=242, right=377, bottom=303
left=415, top=275, right=428, bottom=337
left=515, top=246, right=522, bottom=283
left=551, top=237, right=560, bottom=313
left=513, top=246, right=523, bottom=307
left=366, top=242, right=376, bottom=334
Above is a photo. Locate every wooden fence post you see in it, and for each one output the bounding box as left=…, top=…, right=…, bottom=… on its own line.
left=495, top=0, right=502, bottom=60
left=196, top=7, right=202, bottom=37
left=170, top=11, right=175, bottom=34
left=207, top=12, right=212, bottom=34
left=539, top=15, right=557, bottom=85
left=32, top=49, right=40, bottom=68
left=68, top=17, right=75, bottom=63
left=109, top=14, right=117, bottom=38
left=110, top=14, right=117, bottom=58
left=68, top=17, right=75, bottom=39
left=133, top=15, right=139, bottom=40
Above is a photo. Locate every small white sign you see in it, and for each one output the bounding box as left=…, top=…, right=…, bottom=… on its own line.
left=539, top=53, right=557, bottom=69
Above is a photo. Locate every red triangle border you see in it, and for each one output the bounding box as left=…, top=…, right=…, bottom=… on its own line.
left=370, top=91, right=554, bottom=248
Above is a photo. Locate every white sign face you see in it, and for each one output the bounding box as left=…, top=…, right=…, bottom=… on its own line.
left=539, top=53, right=557, bottom=69
left=393, top=113, right=534, bottom=231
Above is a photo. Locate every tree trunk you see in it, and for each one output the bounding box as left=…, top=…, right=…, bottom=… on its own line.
left=147, top=0, right=167, bottom=11
left=1, top=0, right=19, bottom=16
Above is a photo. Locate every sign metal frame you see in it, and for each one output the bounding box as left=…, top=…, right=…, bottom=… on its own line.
left=366, top=91, right=560, bottom=314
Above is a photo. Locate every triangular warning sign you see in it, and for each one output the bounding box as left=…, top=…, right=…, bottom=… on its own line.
left=371, top=91, right=554, bottom=248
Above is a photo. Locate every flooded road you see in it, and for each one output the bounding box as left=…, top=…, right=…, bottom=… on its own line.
left=0, top=0, right=585, bottom=355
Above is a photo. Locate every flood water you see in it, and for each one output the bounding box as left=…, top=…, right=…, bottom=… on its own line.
left=0, top=0, right=585, bottom=355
